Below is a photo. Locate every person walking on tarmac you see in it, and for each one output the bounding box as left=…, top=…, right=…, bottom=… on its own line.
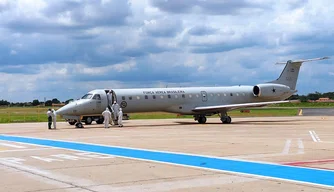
left=102, top=107, right=112, bottom=128
left=46, top=109, right=53, bottom=129
left=111, top=101, right=120, bottom=121
left=118, top=108, right=123, bottom=127
left=52, top=109, right=57, bottom=129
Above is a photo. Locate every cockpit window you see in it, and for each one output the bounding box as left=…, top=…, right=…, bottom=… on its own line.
left=81, top=94, right=93, bottom=99
left=92, top=94, right=101, bottom=100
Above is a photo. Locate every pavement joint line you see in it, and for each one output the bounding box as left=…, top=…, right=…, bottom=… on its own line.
left=0, top=134, right=334, bottom=189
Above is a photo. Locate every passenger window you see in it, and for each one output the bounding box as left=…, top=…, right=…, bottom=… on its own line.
left=196, top=94, right=199, bottom=97
left=182, top=94, right=185, bottom=98
left=137, top=96, right=140, bottom=100
left=210, top=93, right=214, bottom=97
left=168, top=95, right=171, bottom=99
left=236, top=93, right=239, bottom=96
left=224, top=93, right=227, bottom=96
left=122, top=96, right=125, bottom=100
left=145, top=95, right=148, bottom=99
left=175, top=95, right=178, bottom=98
left=129, top=96, right=132, bottom=100
left=230, top=93, right=233, bottom=96
left=160, top=95, right=164, bottom=99
left=189, top=94, right=192, bottom=98
left=153, top=95, right=156, bottom=99
left=92, top=94, right=101, bottom=100
left=217, top=94, right=221, bottom=96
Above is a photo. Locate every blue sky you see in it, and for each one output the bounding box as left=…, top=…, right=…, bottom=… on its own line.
left=0, top=0, right=333, bottom=102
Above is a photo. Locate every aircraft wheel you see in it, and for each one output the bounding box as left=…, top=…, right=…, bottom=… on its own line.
left=68, top=120, right=76, bottom=125
left=198, top=116, right=207, bottom=124
left=222, top=116, right=232, bottom=124
left=96, top=118, right=104, bottom=124
left=75, top=122, right=84, bottom=128
left=85, top=117, right=92, bottom=125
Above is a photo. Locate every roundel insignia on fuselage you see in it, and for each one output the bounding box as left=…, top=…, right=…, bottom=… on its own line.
left=121, top=101, right=127, bottom=108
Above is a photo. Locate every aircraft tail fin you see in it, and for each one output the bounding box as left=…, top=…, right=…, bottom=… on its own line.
left=269, top=57, right=329, bottom=90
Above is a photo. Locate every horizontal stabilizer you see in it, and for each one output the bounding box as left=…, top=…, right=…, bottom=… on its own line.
left=276, top=57, right=329, bottom=65
left=192, top=100, right=296, bottom=112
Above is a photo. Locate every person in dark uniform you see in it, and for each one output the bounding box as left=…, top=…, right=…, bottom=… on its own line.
left=47, top=108, right=53, bottom=129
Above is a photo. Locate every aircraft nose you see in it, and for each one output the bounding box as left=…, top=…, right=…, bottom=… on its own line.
left=56, top=102, right=75, bottom=117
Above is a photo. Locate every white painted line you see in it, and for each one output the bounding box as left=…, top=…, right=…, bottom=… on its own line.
left=309, top=131, right=318, bottom=142
left=297, top=138, right=304, bottom=154
left=282, top=139, right=291, bottom=154
left=0, top=148, right=54, bottom=153
left=0, top=142, right=27, bottom=149
left=309, top=131, right=321, bottom=142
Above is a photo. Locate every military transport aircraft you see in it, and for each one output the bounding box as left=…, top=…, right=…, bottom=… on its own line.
left=56, top=57, right=329, bottom=128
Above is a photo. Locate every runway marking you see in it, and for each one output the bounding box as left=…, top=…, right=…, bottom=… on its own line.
left=230, top=139, right=304, bottom=159
left=282, top=139, right=291, bottom=154
left=0, top=134, right=333, bottom=188
left=309, top=131, right=321, bottom=142
left=297, top=138, right=304, bottom=154
left=0, top=142, right=27, bottom=149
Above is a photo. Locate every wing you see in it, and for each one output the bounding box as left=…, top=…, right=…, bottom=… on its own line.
left=192, top=100, right=291, bottom=112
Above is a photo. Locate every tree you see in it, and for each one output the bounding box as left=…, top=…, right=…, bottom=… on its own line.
left=32, top=99, right=40, bottom=106
left=51, top=98, right=60, bottom=104
left=45, top=100, right=52, bottom=106
left=0, top=100, right=10, bottom=106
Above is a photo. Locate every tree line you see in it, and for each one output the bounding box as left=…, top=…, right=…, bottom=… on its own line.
left=0, top=98, right=74, bottom=107
left=288, top=91, right=334, bottom=102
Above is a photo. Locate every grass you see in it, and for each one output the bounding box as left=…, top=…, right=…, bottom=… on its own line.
left=269, top=102, right=334, bottom=108
left=0, top=105, right=313, bottom=123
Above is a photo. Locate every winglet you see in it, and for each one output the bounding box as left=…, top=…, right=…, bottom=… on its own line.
left=275, top=56, right=330, bottom=65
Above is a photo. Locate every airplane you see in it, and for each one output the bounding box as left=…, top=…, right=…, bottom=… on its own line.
left=56, top=56, right=329, bottom=128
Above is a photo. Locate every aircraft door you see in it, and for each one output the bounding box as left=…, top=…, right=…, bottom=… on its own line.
left=201, top=91, right=207, bottom=102
left=92, top=94, right=102, bottom=110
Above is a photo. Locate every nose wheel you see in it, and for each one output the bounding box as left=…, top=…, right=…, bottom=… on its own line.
left=75, top=122, right=84, bottom=128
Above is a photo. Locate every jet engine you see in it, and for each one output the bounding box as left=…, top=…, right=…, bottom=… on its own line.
left=252, top=83, right=292, bottom=99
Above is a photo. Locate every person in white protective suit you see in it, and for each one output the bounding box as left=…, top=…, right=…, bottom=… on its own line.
left=111, top=101, right=120, bottom=121
left=51, top=109, right=56, bottom=129
left=118, top=108, right=123, bottom=127
left=102, top=108, right=112, bottom=128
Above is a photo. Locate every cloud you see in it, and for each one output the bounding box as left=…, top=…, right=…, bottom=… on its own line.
left=143, top=17, right=183, bottom=37
left=188, top=25, right=218, bottom=36
left=149, top=0, right=269, bottom=15
left=0, top=0, right=334, bottom=102
left=3, top=0, right=132, bottom=34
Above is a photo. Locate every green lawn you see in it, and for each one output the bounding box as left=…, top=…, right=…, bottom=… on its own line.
left=0, top=106, right=311, bottom=123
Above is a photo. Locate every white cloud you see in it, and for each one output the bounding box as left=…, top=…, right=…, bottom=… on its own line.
left=0, top=0, right=334, bottom=102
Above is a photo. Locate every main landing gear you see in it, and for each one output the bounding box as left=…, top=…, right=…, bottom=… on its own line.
left=219, top=112, right=232, bottom=124
left=194, top=115, right=207, bottom=124
left=194, top=113, right=232, bottom=124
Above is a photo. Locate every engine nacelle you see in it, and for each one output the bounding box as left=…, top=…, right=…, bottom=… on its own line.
left=252, top=83, right=292, bottom=99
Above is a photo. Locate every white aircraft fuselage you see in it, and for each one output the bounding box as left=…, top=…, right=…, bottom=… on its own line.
left=56, top=57, right=329, bottom=127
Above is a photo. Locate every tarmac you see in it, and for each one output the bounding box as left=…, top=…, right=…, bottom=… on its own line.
left=301, top=108, right=334, bottom=116
left=0, top=116, right=334, bottom=192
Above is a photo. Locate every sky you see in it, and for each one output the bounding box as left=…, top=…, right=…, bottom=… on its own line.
left=0, top=0, right=333, bottom=102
